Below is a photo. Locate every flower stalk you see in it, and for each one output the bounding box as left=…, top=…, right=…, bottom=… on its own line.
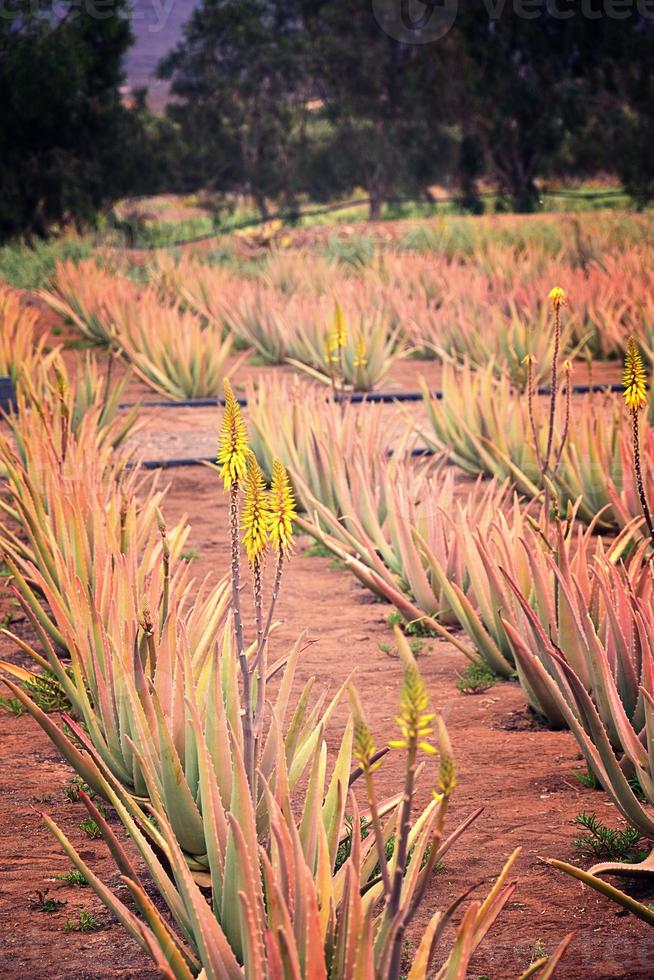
left=623, top=337, right=654, bottom=547
left=544, top=286, right=566, bottom=476
left=350, top=686, right=391, bottom=897
left=218, top=380, right=254, bottom=786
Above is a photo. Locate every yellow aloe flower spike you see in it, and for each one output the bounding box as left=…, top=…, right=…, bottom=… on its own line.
left=548, top=286, right=567, bottom=310
left=350, top=688, right=382, bottom=773
left=268, top=458, right=296, bottom=555
left=332, top=301, right=346, bottom=350
left=435, top=715, right=457, bottom=798
left=389, top=664, right=437, bottom=756
left=217, top=379, right=248, bottom=490
left=242, top=452, right=270, bottom=565
left=624, top=336, right=648, bottom=413
left=354, top=336, right=368, bottom=369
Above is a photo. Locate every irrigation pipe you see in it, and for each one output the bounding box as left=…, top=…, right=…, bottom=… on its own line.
left=139, top=446, right=436, bottom=471
left=119, top=382, right=627, bottom=413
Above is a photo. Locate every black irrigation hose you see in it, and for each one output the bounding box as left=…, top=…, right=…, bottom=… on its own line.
left=119, top=382, right=627, bottom=413
left=139, top=445, right=436, bottom=471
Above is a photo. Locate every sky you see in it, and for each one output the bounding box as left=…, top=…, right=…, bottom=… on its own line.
left=124, top=0, right=197, bottom=108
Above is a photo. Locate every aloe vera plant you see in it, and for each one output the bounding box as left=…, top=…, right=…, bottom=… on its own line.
left=39, top=257, right=139, bottom=345
left=294, top=452, right=510, bottom=629
left=15, top=349, right=140, bottom=450
left=0, top=287, right=46, bottom=382
left=0, top=384, right=173, bottom=648
left=417, top=362, right=542, bottom=497
left=287, top=298, right=404, bottom=392
left=113, top=288, right=236, bottom=399
left=246, top=374, right=398, bottom=490
left=15, top=633, right=571, bottom=979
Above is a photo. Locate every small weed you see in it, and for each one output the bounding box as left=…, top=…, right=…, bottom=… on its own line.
left=335, top=816, right=442, bottom=880
left=387, top=611, right=437, bottom=639
left=79, top=817, right=102, bottom=840
left=65, top=910, right=105, bottom=933
left=456, top=661, right=498, bottom=695
left=573, top=766, right=600, bottom=790
left=381, top=637, right=425, bottom=658
left=56, top=868, right=87, bottom=887
left=573, top=812, right=647, bottom=863
left=64, top=776, right=96, bottom=803
left=0, top=696, right=25, bottom=716
left=23, top=671, right=71, bottom=713
left=29, top=890, right=67, bottom=913
left=306, top=541, right=334, bottom=559
left=180, top=548, right=202, bottom=562
left=531, top=939, right=548, bottom=963
left=30, top=793, right=57, bottom=804
left=305, top=540, right=347, bottom=569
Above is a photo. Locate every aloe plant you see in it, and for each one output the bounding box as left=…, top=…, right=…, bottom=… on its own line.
left=14, top=637, right=571, bottom=979
left=294, top=453, right=510, bottom=630
left=39, top=257, right=138, bottom=345
left=246, top=374, right=397, bottom=490
left=0, top=287, right=47, bottom=382
left=113, top=288, right=236, bottom=400
left=502, top=548, right=654, bottom=871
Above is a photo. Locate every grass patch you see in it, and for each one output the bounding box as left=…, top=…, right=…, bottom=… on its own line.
left=0, top=237, right=92, bottom=289
left=456, top=661, right=499, bottom=695
left=65, top=910, right=105, bottom=932
left=56, top=868, right=88, bottom=887
left=573, top=812, right=648, bottom=863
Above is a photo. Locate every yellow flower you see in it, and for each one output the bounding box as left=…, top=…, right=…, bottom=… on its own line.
left=268, top=458, right=296, bottom=555
left=354, top=337, right=368, bottom=369
left=623, top=336, right=648, bottom=413
left=350, top=687, right=383, bottom=773
left=242, top=452, right=270, bottom=564
left=328, top=301, right=346, bottom=353
left=217, top=379, right=248, bottom=490
left=388, top=665, right=437, bottom=756
left=435, top=716, right=457, bottom=798
left=548, top=286, right=567, bottom=310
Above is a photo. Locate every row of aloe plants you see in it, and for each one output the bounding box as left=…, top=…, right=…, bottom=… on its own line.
left=39, top=231, right=654, bottom=401
left=0, top=362, right=573, bottom=977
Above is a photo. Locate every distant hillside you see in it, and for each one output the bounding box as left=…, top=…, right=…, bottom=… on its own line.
left=125, top=0, right=198, bottom=109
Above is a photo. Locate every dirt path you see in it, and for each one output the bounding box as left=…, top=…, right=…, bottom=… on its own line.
left=1, top=466, right=652, bottom=978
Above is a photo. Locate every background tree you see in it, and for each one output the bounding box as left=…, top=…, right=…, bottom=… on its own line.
left=301, top=0, right=459, bottom=218
left=159, top=0, right=309, bottom=220
left=0, top=0, right=167, bottom=240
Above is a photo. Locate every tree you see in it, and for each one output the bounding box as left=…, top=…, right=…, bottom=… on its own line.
left=301, top=0, right=459, bottom=218
left=452, top=12, right=654, bottom=212
left=0, top=0, right=155, bottom=240
left=159, top=0, right=308, bottom=219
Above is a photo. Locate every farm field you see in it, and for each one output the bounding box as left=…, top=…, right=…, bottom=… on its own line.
left=1, top=209, right=654, bottom=979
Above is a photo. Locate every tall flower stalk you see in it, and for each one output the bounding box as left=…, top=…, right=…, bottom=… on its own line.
left=218, top=380, right=296, bottom=791
left=217, top=379, right=253, bottom=784
left=327, top=300, right=347, bottom=404
left=384, top=627, right=454, bottom=980
left=544, top=286, right=567, bottom=474
left=623, top=336, right=654, bottom=546
left=252, top=457, right=296, bottom=768
left=526, top=286, right=570, bottom=518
